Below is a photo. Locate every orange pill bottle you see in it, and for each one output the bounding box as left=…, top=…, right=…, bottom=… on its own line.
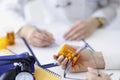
left=58, top=44, right=81, bottom=66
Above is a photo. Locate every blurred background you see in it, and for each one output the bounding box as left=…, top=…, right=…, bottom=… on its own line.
left=24, top=0, right=120, bottom=30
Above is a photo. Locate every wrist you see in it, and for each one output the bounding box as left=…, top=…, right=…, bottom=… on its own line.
left=94, top=52, right=105, bottom=69
left=94, top=17, right=106, bottom=28
left=86, top=18, right=101, bottom=29
left=18, top=24, right=35, bottom=38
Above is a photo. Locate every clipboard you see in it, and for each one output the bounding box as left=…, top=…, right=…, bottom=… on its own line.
left=22, top=38, right=58, bottom=68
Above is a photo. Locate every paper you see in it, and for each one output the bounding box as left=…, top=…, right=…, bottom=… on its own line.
left=23, top=22, right=120, bottom=80
left=30, top=40, right=85, bottom=65
left=30, top=22, right=85, bottom=65
left=0, top=49, right=13, bottom=56
left=49, top=67, right=120, bottom=80
left=0, top=51, right=8, bottom=56
left=65, top=70, right=120, bottom=80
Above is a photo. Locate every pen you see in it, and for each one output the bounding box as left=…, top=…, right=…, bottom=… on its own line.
left=109, top=73, right=113, bottom=77
left=39, top=30, right=54, bottom=43
left=82, top=39, right=95, bottom=51
left=7, top=48, right=16, bottom=54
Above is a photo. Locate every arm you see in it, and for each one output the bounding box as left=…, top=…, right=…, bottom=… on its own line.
left=91, top=0, right=120, bottom=24
left=64, top=0, right=120, bottom=40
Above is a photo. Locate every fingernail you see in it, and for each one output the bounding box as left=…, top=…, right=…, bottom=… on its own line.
left=64, top=36, right=67, bottom=40
left=64, top=35, right=69, bottom=39
left=65, top=57, right=68, bottom=61
left=52, top=38, right=55, bottom=40
left=87, top=67, right=93, bottom=71
left=59, top=55, right=64, bottom=59
left=68, top=38, right=72, bottom=41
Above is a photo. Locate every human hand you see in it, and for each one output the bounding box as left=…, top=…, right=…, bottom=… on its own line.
left=19, top=24, right=54, bottom=47
left=64, top=18, right=100, bottom=40
left=53, top=46, right=105, bottom=73
left=87, top=67, right=111, bottom=80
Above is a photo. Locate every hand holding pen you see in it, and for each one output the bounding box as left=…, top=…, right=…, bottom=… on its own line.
left=19, top=24, right=54, bottom=47
left=87, top=67, right=111, bottom=80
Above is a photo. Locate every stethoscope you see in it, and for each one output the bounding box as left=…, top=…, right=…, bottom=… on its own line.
left=55, top=0, right=100, bottom=8
left=0, top=54, right=35, bottom=80
left=56, top=0, right=72, bottom=8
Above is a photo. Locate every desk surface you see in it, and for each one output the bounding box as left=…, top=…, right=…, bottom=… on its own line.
left=8, top=22, right=120, bottom=80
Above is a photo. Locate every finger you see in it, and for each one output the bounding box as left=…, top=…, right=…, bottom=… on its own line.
left=64, top=23, right=86, bottom=40
left=33, top=31, right=46, bottom=40
left=87, top=72, right=98, bottom=80
left=64, top=26, right=82, bottom=40
left=30, top=36, right=51, bottom=47
left=64, top=21, right=82, bottom=37
left=30, top=40, right=50, bottom=47
left=25, top=29, right=52, bottom=47
left=43, top=30, right=55, bottom=41
left=87, top=67, right=98, bottom=75
left=64, top=21, right=82, bottom=39
left=53, top=54, right=59, bottom=60
left=57, top=55, right=65, bottom=65
left=34, top=31, right=51, bottom=43
left=68, top=63, right=83, bottom=72
left=40, top=30, right=54, bottom=42
left=33, top=34, right=50, bottom=44
left=74, top=24, right=91, bottom=40
left=61, top=58, right=69, bottom=69
left=32, top=30, right=52, bottom=43
left=76, top=32, right=88, bottom=40
left=100, top=72, right=110, bottom=78
left=67, top=29, right=85, bottom=40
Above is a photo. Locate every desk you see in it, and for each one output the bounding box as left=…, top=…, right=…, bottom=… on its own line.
left=8, top=21, right=120, bottom=80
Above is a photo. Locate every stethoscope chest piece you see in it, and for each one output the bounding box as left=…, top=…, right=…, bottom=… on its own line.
left=56, top=0, right=72, bottom=8
left=15, top=72, right=34, bottom=80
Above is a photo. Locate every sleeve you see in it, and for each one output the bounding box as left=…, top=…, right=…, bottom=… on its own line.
left=103, top=52, right=120, bottom=69
left=0, top=0, right=30, bottom=33
left=91, top=0, right=120, bottom=24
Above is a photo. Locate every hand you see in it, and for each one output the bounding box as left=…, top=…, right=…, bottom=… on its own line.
left=64, top=18, right=100, bottom=40
left=19, top=24, right=54, bottom=47
left=87, top=67, right=111, bottom=80
left=53, top=46, right=105, bottom=73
